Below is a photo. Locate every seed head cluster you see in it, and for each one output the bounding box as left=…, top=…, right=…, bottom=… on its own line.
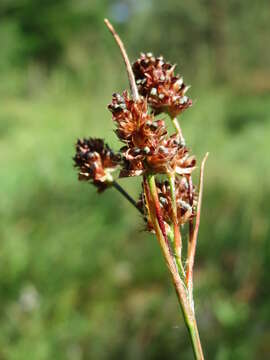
left=74, top=138, right=120, bottom=192
left=74, top=52, right=197, bottom=229
left=156, top=177, right=197, bottom=226
left=132, top=52, right=192, bottom=117
left=108, top=91, right=195, bottom=178
left=137, top=175, right=197, bottom=233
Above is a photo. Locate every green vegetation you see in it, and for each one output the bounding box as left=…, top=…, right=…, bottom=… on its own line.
left=0, top=1, right=269, bottom=359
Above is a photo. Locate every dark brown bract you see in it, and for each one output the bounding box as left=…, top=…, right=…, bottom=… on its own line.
left=132, top=52, right=192, bottom=117
left=73, top=138, right=120, bottom=191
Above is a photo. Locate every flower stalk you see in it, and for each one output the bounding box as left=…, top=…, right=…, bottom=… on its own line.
left=167, top=172, right=185, bottom=275
left=146, top=174, right=172, bottom=251
left=172, top=117, right=185, bottom=145
left=186, top=152, right=209, bottom=297
left=145, top=174, right=204, bottom=359
left=112, top=181, right=144, bottom=215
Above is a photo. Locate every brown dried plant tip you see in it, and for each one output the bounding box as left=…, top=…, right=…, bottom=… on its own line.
left=133, top=52, right=192, bottom=117
left=108, top=91, right=196, bottom=177
left=74, top=138, right=120, bottom=192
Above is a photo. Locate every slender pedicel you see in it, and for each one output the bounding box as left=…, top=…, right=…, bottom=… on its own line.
left=112, top=181, right=144, bottom=215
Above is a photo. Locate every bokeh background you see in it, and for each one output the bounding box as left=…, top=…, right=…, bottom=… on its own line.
left=1, top=1, right=270, bottom=359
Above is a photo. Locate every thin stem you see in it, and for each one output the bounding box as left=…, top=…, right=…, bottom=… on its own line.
left=112, top=181, right=143, bottom=215
left=147, top=174, right=172, bottom=253
left=144, top=175, right=204, bottom=360
left=172, top=117, right=185, bottom=146
left=188, top=318, right=205, bottom=360
left=186, top=153, right=209, bottom=296
left=104, top=19, right=139, bottom=101
left=168, top=173, right=185, bottom=276
left=168, top=225, right=186, bottom=282
left=188, top=175, right=195, bottom=246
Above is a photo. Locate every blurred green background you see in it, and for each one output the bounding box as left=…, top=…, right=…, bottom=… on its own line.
left=0, top=1, right=270, bottom=359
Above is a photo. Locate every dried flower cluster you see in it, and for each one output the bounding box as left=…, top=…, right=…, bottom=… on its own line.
left=133, top=52, right=192, bottom=117
left=108, top=91, right=196, bottom=180
left=156, top=177, right=197, bottom=226
left=73, top=138, right=120, bottom=192
left=137, top=176, right=197, bottom=234
left=74, top=53, right=197, bottom=226
left=74, top=19, right=208, bottom=359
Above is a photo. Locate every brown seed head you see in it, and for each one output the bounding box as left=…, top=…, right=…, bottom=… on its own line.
left=132, top=52, right=192, bottom=117
left=108, top=91, right=196, bottom=177
left=73, top=138, right=120, bottom=192
left=146, top=134, right=196, bottom=175
left=108, top=91, right=152, bottom=143
left=108, top=91, right=167, bottom=176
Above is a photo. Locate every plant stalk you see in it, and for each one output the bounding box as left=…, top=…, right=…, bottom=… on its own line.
left=167, top=173, right=185, bottom=276
left=104, top=18, right=204, bottom=359
left=187, top=317, right=205, bottom=360
left=172, top=117, right=185, bottom=145
left=145, top=175, right=172, bottom=252
left=112, top=181, right=143, bottom=215
left=186, top=153, right=209, bottom=296
left=145, top=174, right=204, bottom=359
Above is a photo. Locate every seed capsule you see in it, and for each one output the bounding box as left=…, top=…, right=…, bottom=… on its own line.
left=159, top=146, right=168, bottom=154
left=158, top=93, right=165, bottom=100
left=133, top=147, right=141, bottom=155
left=150, top=88, right=158, bottom=96
left=143, top=146, right=151, bottom=154
left=132, top=53, right=192, bottom=117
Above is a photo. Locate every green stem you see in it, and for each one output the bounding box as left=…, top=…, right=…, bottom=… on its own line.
left=168, top=173, right=185, bottom=278
left=147, top=174, right=172, bottom=252
left=167, top=227, right=185, bottom=282
left=145, top=174, right=204, bottom=359
left=187, top=318, right=204, bottom=360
